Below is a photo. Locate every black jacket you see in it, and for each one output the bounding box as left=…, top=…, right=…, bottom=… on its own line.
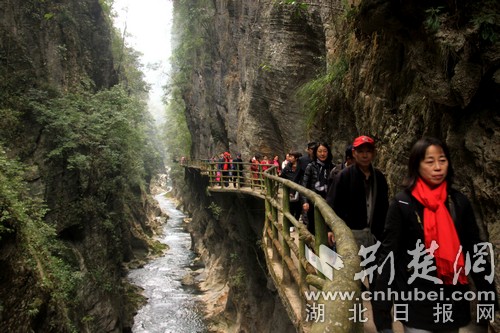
left=232, top=157, right=243, bottom=170
left=301, top=160, right=334, bottom=204
left=294, top=155, right=312, bottom=184
left=280, top=161, right=298, bottom=182
left=373, top=189, right=497, bottom=330
left=327, top=164, right=389, bottom=241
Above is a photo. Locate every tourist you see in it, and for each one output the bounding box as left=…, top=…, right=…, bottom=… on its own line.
left=295, top=141, right=317, bottom=185
left=217, top=152, right=225, bottom=186
left=250, top=155, right=261, bottom=187
left=328, top=136, right=388, bottom=248
left=261, top=155, right=270, bottom=172
left=232, top=153, right=244, bottom=187
left=281, top=153, right=290, bottom=170
left=272, top=155, right=281, bottom=175
left=335, top=144, right=354, bottom=175
left=221, top=151, right=231, bottom=187
left=301, top=142, right=335, bottom=235
left=373, top=137, right=497, bottom=332
left=280, top=151, right=303, bottom=221
left=326, top=144, right=354, bottom=205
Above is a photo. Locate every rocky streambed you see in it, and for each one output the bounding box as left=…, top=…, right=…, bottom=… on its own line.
left=128, top=193, right=207, bottom=333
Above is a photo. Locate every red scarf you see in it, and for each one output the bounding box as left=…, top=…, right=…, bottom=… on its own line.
left=411, top=178, right=468, bottom=285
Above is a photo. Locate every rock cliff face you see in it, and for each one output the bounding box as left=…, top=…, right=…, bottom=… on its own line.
left=177, top=0, right=499, bottom=328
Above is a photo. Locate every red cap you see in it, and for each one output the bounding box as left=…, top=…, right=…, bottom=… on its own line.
left=352, top=136, right=375, bottom=148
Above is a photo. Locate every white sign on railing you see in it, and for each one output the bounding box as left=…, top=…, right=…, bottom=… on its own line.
left=304, top=244, right=344, bottom=281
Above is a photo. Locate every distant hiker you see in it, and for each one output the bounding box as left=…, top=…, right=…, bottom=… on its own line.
left=295, top=141, right=317, bottom=185
left=281, top=153, right=290, bottom=170
left=221, top=151, right=231, bottom=187
left=217, top=153, right=224, bottom=185
left=326, top=144, right=354, bottom=204
left=250, top=155, right=261, bottom=187
left=334, top=144, right=354, bottom=176
left=272, top=155, right=281, bottom=175
left=232, top=153, right=244, bottom=187
left=260, top=155, right=271, bottom=172
left=280, top=151, right=303, bottom=221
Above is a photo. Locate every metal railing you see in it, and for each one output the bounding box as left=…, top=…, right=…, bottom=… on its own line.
left=190, top=160, right=362, bottom=333
left=198, top=160, right=268, bottom=191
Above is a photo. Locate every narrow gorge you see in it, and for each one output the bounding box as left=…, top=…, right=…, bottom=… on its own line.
left=0, top=0, right=498, bottom=332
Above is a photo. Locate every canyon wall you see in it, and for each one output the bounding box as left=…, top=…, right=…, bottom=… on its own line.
left=0, top=1, right=161, bottom=331
left=180, top=168, right=295, bottom=333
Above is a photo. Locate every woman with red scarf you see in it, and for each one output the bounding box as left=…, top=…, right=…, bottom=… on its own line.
left=373, top=137, right=497, bottom=333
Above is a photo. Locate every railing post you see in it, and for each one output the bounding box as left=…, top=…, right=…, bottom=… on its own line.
left=314, top=205, right=328, bottom=254
left=313, top=205, right=328, bottom=281
left=298, top=236, right=306, bottom=317
left=281, top=185, right=291, bottom=284
left=208, top=162, right=214, bottom=187
left=250, top=163, right=256, bottom=190
left=266, top=175, right=279, bottom=260
left=258, top=164, right=263, bottom=191
left=236, top=162, right=241, bottom=188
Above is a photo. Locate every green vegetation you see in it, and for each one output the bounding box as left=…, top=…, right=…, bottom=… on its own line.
left=277, top=0, right=309, bottom=18
left=259, top=63, right=273, bottom=72
left=163, top=0, right=216, bottom=163
left=162, top=88, right=192, bottom=162
left=229, top=267, right=246, bottom=290
left=0, top=147, right=79, bottom=331
left=0, top=0, right=166, bottom=330
left=228, top=253, right=246, bottom=290
left=229, top=252, right=239, bottom=262
left=0, top=80, right=160, bottom=326
left=208, top=202, right=223, bottom=219
left=297, top=57, right=349, bottom=128
left=0, top=151, right=26, bottom=238
left=342, top=0, right=359, bottom=21
left=423, top=1, right=499, bottom=43
left=28, top=85, right=160, bottom=194
left=470, top=1, right=499, bottom=43
left=424, top=7, right=444, bottom=32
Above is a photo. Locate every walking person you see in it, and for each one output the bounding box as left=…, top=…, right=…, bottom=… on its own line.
left=221, top=151, right=231, bottom=187
left=301, top=142, right=335, bottom=236
left=272, top=155, right=281, bottom=175
left=281, top=153, right=290, bottom=171
left=217, top=152, right=225, bottom=186
left=261, top=155, right=271, bottom=172
left=332, top=144, right=354, bottom=178
left=280, top=151, right=303, bottom=221
left=232, top=153, right=244, bottom=187
left=250, top=155, right=261, bottom=187
left=328, top=135, right=389, bottom=248
left=295, top=141, right=317, bottom=185
left=326, top=144, right=354, bottom=204
left=373, top=137, right=497, bottom=333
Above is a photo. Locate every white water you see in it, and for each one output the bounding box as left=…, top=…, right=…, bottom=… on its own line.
left=128, top=193, right=207, bottom=333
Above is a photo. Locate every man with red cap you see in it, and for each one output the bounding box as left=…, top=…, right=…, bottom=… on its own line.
left=327, top=135, right=389, bottom=248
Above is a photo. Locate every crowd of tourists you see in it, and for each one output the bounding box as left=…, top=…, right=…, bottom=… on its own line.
left=210, top=135, right=497, bottom=333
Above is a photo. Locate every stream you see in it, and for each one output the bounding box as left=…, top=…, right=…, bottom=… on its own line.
left=128, top=193, right=207, bottom=333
